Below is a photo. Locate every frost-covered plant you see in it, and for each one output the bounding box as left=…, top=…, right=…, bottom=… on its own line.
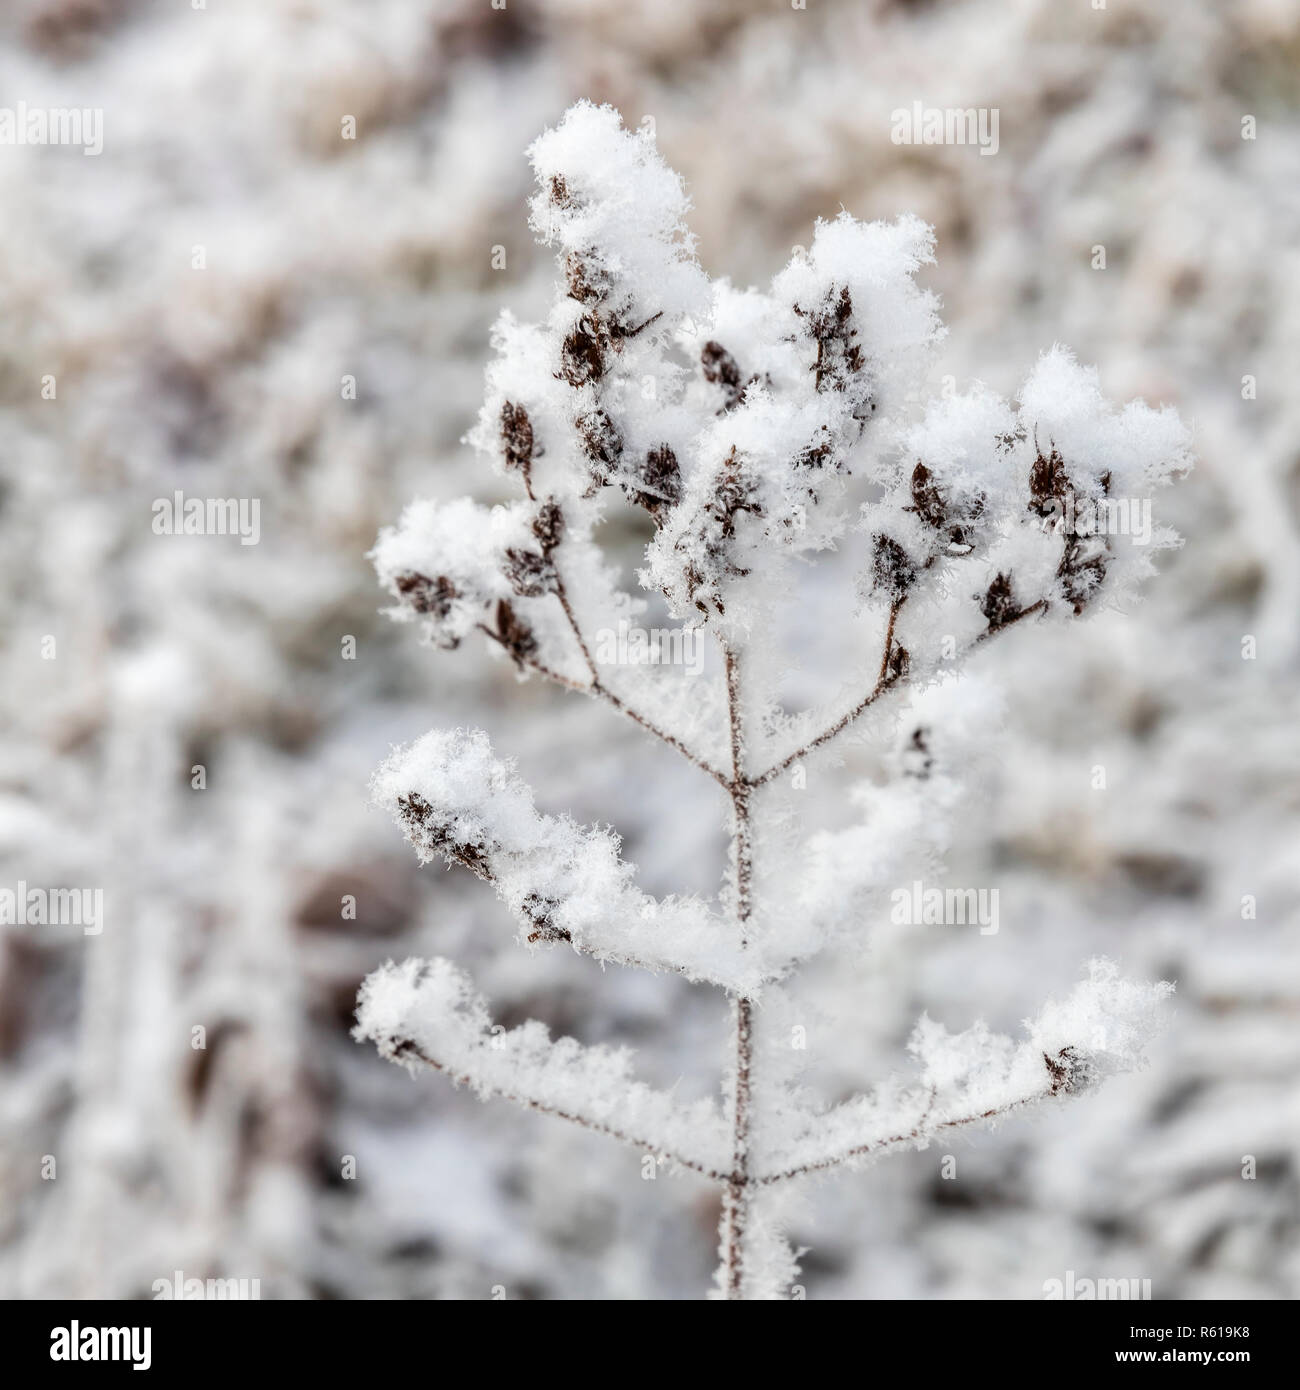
left=355, top=102, right=1190, bottom=1299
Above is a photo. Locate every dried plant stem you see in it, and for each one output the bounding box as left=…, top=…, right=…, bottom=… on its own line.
left=478, top=594, right=731, bottom=787
left=361, top=105, right=1185, bottom=1303
left=720, top=996, right=753, bottom=1298
left=555, top=574, right=733, bottom=784
left=389, top=610, right=1094, bottom=1298
left=756, top=1086, right=1053, bottom=1186
left=389, top=1038, right=728, bottom=1181
left=554, top=580, right=599, bottom=683
left=751, top=591, right=1049, bottom=788
left=749, top=597, right=905, bottom=788
left=973, top=597, right=1047, bottom=646
left=721, top=646, right=755, bottom=1299
left=485, top=566, right=1060, bottom=1300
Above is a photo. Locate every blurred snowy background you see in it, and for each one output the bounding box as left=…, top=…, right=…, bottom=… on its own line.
left=1, top=0, right=1297, bottom=1299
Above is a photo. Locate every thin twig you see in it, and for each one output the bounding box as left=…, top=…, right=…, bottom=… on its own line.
left=756, top=1085, right=1053, bottom=1186
left=623, top=310, right=663, bottom=339
left=750, top=592, right=1052, bottom=787
left=552, top=573, right=727, bottom=783
left=597, top=680, right=731, bottom=788
left=554, top=581, right=599, bottom=684
left=749, top=597, right=905, bottom=788
left=389, top=1038, right=729, bottom=1181
left=972, top=598, right=1047, bottom=647
left=478, top=619, right=732, bottom=788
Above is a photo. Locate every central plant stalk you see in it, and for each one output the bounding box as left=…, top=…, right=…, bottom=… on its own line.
left=721, top=649, right=756, bottom=1298
left=722, top=995, right=754, bottom=1297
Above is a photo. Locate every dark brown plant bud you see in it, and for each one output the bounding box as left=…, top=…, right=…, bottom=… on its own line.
left=503, top=546, right=557, bottom=598
left=565, top=251, right=609, bottom=305
left=500, top=402, right=535, bottom=476
left=549, top=174, right=574, bottom=209
left=627, top=445, right=682, bottom=516
left=397, top=792, right=493, bottom=880
left=980, top=571, right=1023, bottom=630
left=396, top=790, right=433, bottom=828
left=1057, top=533, right=1109, bottom=615
left=996, top=425, right=1027, bottom=452
left=531, top=499, right=565, bottom=553
left=911, top=462, right=985, bottom=552
left=673, top=449, right=762, bottom=617
left=493, top=598, right=538, bottom=667
left=872, top=535, right=916, bottom=600
left=888, top=642, right=910, bottom=683
left=701, top=340, right=745, bottom=411
left=575, top=408, right=623, bottom=468
left=911, top=462, right=948, bottom=530
left=794, top=432, right=835, bottom=471
left=521, top=892, right=570, bottom=944
left=1044, top=1046, right=1090, bottom=1096
left=395, top=572, right=457, bottom=620
left=559, top=317, right=607, bottom=387
left=796, top=285, right=864, bottom=392
left=1029, top=441, right=1070, bottom=515
left=712, top=454, right=762, bottom=543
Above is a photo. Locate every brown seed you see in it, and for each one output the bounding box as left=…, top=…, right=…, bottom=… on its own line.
left=395, top=572, right=457, bottom=620
left=493, top=598, right=538, bottom=666
left=565, top=251, right=609, bottom=305
left=701, top=341, right=745, bottom=411
left=575, top=409, right=623, bottom=468
left=531, top=499, right=565, bottom=553
left=1029, top=441, right=1070, bottom=514
left=503, top=547, right=556, bottom=598
left=521, top=892, right=571, bottom=944
left=796, top=285, right=864, bottom=393
left=872, top=535, right=916, bottom=600
left=626, top=445, right=682, bottom=516
left=888, top=643, right=911, bottom=683
left=559, top=318, right=607, bottom=387
left=1044, top=1046, right=1088, bottom=1096
left=980, top=571, right=1021, bottom=630
left=911, top=462, right=948, bottom=530
left=500, top=401, right=535, bottom=476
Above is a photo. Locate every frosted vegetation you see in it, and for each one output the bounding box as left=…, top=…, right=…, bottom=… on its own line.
left=357, top=103, right=1187, bottom=1299
left=2, top=0, right=1291, bottom=1304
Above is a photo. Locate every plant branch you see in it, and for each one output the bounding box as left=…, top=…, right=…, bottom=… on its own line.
left=388, top=1037, right=729, bottom=1181
left=756, top=1083, right=1054, bottom=1186
left=478, top=619, right=731, bottom=788
left=749, top=591, right=1052, bottom=788
left=749, top=596, right=906, bottom=788
left=972, top=597, right=1047, bottom=647
left=554, top=579, right=599, bottom=684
